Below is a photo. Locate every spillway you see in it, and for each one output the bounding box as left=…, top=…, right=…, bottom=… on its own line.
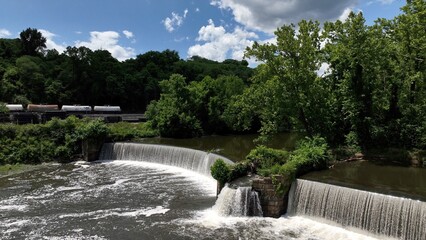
left=288, top=179, right=426, bottom=240
left=98, top=142, right=233, bottom=177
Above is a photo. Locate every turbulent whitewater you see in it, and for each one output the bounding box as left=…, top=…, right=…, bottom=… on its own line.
left=0, top=142, right=401, bottom=239
left=99, top=143, right=233, bottom=177
left=213, top=185, right=263, bottom=217
left=288, top=179, right=426, bottom=240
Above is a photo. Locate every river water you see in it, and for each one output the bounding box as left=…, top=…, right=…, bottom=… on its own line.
left=1, top=133, right=424, bottom=239
left=302, top=161, right=426, bottom=201
left=139, top=132, right=302, bottom=161
left=1, top=160, right=380, bottom=240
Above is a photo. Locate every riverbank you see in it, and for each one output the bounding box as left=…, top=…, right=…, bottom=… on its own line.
left=0, top=118, right=157, bottom=166
left=0, top=164, right=42, bottom=177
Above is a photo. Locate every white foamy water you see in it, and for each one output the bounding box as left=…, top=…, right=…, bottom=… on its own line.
left=59, top=206, right=170, bottom=219
left=0, top=204, right=28, bottom=211
left=0, top=143, right=397, bottom=239
left=288, top=179, right=426, bottom=240
left=103, top=160, right=217, bottom=196
left=181, top=210, right=381, bottom=240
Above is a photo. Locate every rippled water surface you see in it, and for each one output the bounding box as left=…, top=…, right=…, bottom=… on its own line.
left=1, top=161, right=381, bottom=240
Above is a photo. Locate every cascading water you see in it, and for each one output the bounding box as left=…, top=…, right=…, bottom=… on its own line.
left=288, top=179, right=426, bottom=240
left=213, top=185, right=263, bottom=217
left=99, top=143, right=233, bottom=177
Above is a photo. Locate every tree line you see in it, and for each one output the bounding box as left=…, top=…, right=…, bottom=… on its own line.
left=148, top=0, right=426, bottom=150
left=1, top=0, right=425, bottom=151
left=0, top=28, right=252, bottom=112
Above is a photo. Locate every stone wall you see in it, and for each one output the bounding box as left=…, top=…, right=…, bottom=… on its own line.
left=252, top=175, right=288, bottom=218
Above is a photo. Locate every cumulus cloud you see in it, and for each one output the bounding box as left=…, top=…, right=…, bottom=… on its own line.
left=163, top=12, right=184, bottom=32
left=122, top=30, right=134, bottom=39
left=163, top=9, right=189, bottom=32
left=338, top=7, right=353, bottom=22
left=211, top=0, right=357, bottom=33
left=0, top=28, right=12, bottom=38
left=75, top=31, right=136, bottom=61
left=188, top=19, right=258, bottom=62
left=39, top=29, right=67, bottom=53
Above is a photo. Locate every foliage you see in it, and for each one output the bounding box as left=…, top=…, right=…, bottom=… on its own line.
left=0, top=35, right=252, bottom=113
left=75, top=119, right=109, bottom=141
left=146, top=74, right=247, bottom=137
left=19, top=28, right=46, bottom=56
left=107, top=122, right=158, bottom=141
left=0, top=102, right=9, bottom=113
left=226, top=0, right=426, bottom=151
left=246, top=145, right=289, bottom=176
left=228, top=161, right=251, bottom=182
left=0, top=117, right=112, bottom=165
left=146, top=74, right=203, bottom=138
left=1, top=0, right=425, bottom=149
left=283, top=136, right=330, bottom=175
left=210, top=159, right=232, bottom=186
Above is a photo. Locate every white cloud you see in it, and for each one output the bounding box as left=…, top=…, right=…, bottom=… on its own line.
left=188, top=19, right=258, bottom=62
left=163, top=9, right=190, bottom=33
left=163, top=12, right=184, bottom=32
left=338, top=8, right=353, bottom=22
left=123, top=30, right=134, bottom=39
left=174, top=36, right=189, bottom=42
left=196, top=8, right=200, bottom=12
left=378, top=0, right=395, bottom=4
left=75, top=31, right=82, bottom=35
left=75, top=31, right=136, bottom=61
left=211, top=0, right=357, bottom=33
left=0, top=28, right=12, bottom=38
left=39, top=29, right=67, bottom=53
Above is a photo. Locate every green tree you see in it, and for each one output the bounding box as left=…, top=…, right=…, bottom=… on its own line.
left=243, top=20, right=328, bottom=138
left=392, top=0, right=426, bottom=147
left=146, top=74, right=202, bottom=138
left=16, top=56, right=45, bottom=102
left=19, top=28, right=46, bottom=56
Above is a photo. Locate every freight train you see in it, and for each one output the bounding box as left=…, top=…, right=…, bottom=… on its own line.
left=2, top=104, right=122, bottom=124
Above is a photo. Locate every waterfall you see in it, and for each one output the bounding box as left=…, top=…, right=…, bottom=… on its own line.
left=98, top=143, right=233, bottom=177
left=288, top=179, right=426, bottom=240
left=213, top=185, right=263, bottom=217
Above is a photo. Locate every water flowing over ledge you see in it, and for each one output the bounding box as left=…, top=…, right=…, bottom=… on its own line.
left=98, top=142, right=233, bottom=177
left=213, top=185, right=263, bottom=217
left=288, top=179, right=426, bottom=240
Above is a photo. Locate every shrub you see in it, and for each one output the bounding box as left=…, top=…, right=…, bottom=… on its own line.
left=228, top=161, right=251, bottom=181
left=210, top=159, right=231, bottom=186
left=0, top=102, right=9, bottom=113
left=246, top=145, right=289, bottom=176
left=280, top=136, right=330, bottom=178
left=76, top=119, right=109, bottom=140
left=107, top=122, right=158, bottom=141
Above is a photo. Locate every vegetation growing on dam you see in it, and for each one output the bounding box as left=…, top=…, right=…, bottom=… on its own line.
left=211, top=136, right=331, bottom=193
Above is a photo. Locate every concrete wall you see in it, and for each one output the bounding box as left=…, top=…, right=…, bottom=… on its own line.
left=82, top=138, right=105, bottom=162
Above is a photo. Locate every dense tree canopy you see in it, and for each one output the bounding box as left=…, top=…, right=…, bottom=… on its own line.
left=1, top=0, right=425, bottom=149
left=0, top=32, right=252, bottom=112
left=222, top=0, right=426, bottom=149
left=19, top=28, right=46, bottom=56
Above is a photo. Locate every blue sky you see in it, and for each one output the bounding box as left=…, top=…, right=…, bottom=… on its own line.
left=0, top=0, right=405, bottom=62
